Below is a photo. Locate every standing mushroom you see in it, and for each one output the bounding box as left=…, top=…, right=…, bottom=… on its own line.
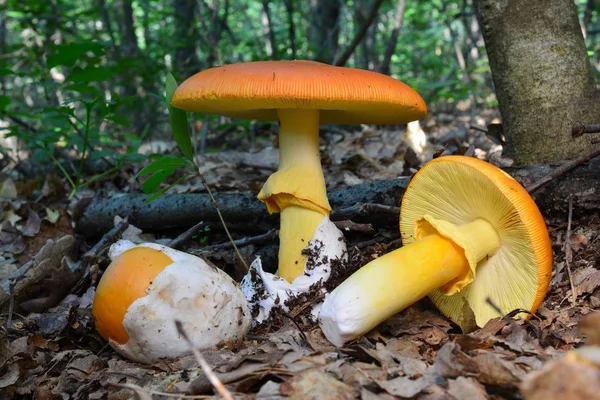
left=171, top=60, right=426, bottom=286
left=319, top=156, right=553, bottom=346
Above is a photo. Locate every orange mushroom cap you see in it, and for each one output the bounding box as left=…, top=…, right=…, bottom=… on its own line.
left=400, top=156, right=553, bottom=326
left=171, top=60, right=427, bottom=125
left=92, top=246, right=173, bottom=344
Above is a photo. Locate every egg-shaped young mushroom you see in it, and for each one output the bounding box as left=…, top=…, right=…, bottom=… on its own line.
left=92, top=241, right=251, bottom=363
left=172, top=60, right=427, bottom=285
left=319, top=156, right=552, bottom=347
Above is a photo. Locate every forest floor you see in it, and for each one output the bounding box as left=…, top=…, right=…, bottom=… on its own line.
left=1, top=109, right=599, bottom=399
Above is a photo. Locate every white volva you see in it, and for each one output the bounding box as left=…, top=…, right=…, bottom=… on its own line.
left=241, top=215, right=347, bottom=324
left=108, top=241, right=251, bottom=364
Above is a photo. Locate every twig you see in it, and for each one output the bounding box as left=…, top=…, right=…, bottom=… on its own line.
left=565, top=197, right=577, bottom=306
left=6, top=282, right=15, bottom=329
left=71, top=218, right=130, bottom=293
left=167, top=221, right=207, bottom=249
left=526, top=145, right=600, bottom=193
left=572, top=122, right=600, bottom=137
left=334, top=220, right=374, bottom=232
left=354, top=234, right=401, bottom=250
left=335, top=0, right=386, bottom=66
left=469, top=125, right=488, bottom=134
left=106, top=383, right=153, bottom=400
left=1, top=112, right=38, bottom=133
left=333, top=203, right=400, bottom=220
left=198, top=229, right=278, bottom=252
left=174, top=320, right=234, bottom=400
left=282, top=311, right=314, bottom=351
left=194, top=170, right=249, bottom=272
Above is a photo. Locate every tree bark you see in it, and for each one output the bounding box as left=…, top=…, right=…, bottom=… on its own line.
left=97, top=0, right=121, bottom=59
left=379, top=0, right=407, bottom=75
left=309, top=0, right=342, bottom=64
left=283, top=0, right=296, bottom=59
left=261, top=0, right=278, bottom=59
left=583, top=0, right=597, bottom=38
left=174, top=0, right=200, bottom=77
left=475, top=0, right=600, bottom=164
left=336, top=0, right=385, bottom=67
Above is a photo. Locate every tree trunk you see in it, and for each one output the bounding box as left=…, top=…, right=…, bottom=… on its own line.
left=583, top=0, right=597, bottom=38
left=379, top=0, right=407, bottom=75
left=309, top=0, right=341, bottom=64
left=121, top=0, right=138, bottom=57
left=261, top=0, right=278, bottom=59
left=336, top=0, right=385, bottom=67
left=174, top=0, right=200, bottom=77
left=283, top=0, right=296, bottom=59
left=475, top=0, right=600, bottom=164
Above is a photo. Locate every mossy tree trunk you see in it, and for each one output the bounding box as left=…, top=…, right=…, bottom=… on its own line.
left=475, top=0, right=600, bottom=164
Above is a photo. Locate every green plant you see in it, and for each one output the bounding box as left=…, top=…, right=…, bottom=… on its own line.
left=137, top=73, right=248, bottom=270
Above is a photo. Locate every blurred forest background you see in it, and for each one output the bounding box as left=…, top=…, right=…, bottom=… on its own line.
left=1, top=0, right=600, bottom=177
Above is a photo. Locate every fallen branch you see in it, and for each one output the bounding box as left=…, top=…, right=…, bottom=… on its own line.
left=75, top=178, right=410, bottom=236
left=525, top=145, right=600, bottom=193
left=572, top=122, right=600, bottom=137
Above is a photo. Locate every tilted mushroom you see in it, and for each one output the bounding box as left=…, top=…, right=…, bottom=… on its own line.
left=92, top=240, right=251, bottom=363
left=171, top=60, right=426, bottom=303
left=320, top=156, right=553, bottom=346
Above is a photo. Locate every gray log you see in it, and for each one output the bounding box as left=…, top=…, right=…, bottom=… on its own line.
left=74, top=178, right=410, bottom=236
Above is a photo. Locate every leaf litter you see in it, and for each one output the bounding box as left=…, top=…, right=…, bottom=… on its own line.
left=1, top=118, right=599, bottom=399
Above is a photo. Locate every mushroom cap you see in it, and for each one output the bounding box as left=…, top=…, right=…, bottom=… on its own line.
left=399, top=156, right=552, bottom=327
left=92, top=242, right=251, bottom=363
left=171, top=60, right=427, bottom=125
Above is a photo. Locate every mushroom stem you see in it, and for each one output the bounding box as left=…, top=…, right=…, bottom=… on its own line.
left=259, top=109, right=333, bottom=282
left=319, top=218, right=501, bottom=346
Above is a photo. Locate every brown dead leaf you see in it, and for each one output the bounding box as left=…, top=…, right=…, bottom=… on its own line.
left=376, top=374, right=434, bottom=398
left=30, top=335, right=59, bottom=351
left=455, top=297, right=478, bottom=333
left=361, top=388, right=397, bottom=400
left=577, top=270, right=600, bottom=295
left=0, top=363, right=20, bottom=389
left=580, top=312, right=600, bottom=345
left=521, top=357, right=600, bottom=400
left=472, top=351, right=523, bottom=385
left=0, top=178, right=18, bottom=199
left=255, top=380, right=284, bottom=399
left=21, top=206, right=41, bottom=237
left=447, top=376, right=488, bottom=400
left=569, top=233, right=589, bottom=251
left=381, top=307, right=452, bottom=337
left=435, top=341, right=480, bottom=379
left=279, top=369, right=355, bottom=400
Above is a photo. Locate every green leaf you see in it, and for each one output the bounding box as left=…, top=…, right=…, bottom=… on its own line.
left=68, top=66, right=112, bottom=83
left=0, top=69, right=14, bottom=77
left=47, top=42, right=105, bottom=68
left=144, top=174, right=190, bottom=203
left=166, top=73, right=194, bottom=161
left=105, top=114, right=131, bottom=127
left=0, top=95, right=10, bottom=111
left=136, top=155, right=189, bottom=177
left=142, top=168, right=176, bottom=193
left=64, top=83, right=101, bottom=95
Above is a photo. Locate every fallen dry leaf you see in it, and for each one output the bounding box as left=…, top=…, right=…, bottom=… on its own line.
left=279, top=369, right=355, bottom=400
left=448, top=376, right=488, bottom=400
left=521, top=356, right=600, bottom=400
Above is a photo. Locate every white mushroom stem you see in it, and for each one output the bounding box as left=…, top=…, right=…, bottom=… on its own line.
left=242, top=215, right=347, bottom=325
left=259, top=109, right=333, bottom=282
left=319, top=218, right=500, bottom=347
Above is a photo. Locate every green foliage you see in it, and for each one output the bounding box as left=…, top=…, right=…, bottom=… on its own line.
left=165, top=73, right=194, bottom=162
left=1, top=0, right=598, bottom=187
